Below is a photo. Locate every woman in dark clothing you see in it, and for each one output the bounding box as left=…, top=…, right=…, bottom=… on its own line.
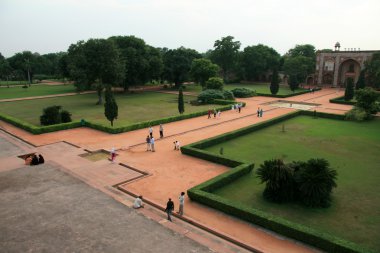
left=38, top=154, right=45, bottom=164
left=31, top=155, right=39, bottom=166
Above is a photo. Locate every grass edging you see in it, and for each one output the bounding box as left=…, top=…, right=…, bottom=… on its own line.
left=182, top=111, right=371, bottom=253
left=329, top=96, right=356, bottom=105
left=256, top=88, right=321, bottom=98
left=0, top=99, right=242, bottom=135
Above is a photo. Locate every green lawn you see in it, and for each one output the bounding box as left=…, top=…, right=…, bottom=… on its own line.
left=203, top=116, right=380, bottom=251
left=0, top=80, right=38, bottom=86
left=0, top=92, right=215, bottom=126
left=0, top=84, right=77, bottom=99
left=180, top=83, right=307, bottom=95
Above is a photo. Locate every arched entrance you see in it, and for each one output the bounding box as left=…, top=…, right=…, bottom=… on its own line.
left=322, top=73, right=333, bottom=85
left=306, top=76, right=314, bottom=85
left=337, top=59, right=361, bottom=86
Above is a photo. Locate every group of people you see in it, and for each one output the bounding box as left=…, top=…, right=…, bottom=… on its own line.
left=232, top=103, right=243, bottom=113
left=257, top=107, right=264, bottom=117
left=133, top=192, right=186, bottom=222
left=207, top=108, right=221, bottom=119
left=24, top=153, right=44, bottom=166
left=146, top=135, right=156, bottom=152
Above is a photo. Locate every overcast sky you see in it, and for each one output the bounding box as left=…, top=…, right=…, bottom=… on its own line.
left=1, top=0, right=379, bottom=57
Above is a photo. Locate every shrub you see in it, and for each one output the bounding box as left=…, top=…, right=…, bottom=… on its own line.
left=60, top=110, right=72, bottom=123
left=295, top=159, right=337, bottom=208
left=270, top=69, right=280, bottom=95
left=40, top=105, right=72, bottom=126
left=222, top=90, right=235, bottom=100
left=197, top=89, right=225, bottom=103
left=40, top=106, right=62, bottom=126
left=257, top=158, right=337, bottom=208
left=256, top=159, right=295, bottom=203
left=355, top=87, right=379, bottom=114
left=231, top=88, right=255, bottom=98
left=345, top=107, right=368, bottom=121
left=205, top=77, right=224, bottom=90
left=344, top=78, right=355, bottom=101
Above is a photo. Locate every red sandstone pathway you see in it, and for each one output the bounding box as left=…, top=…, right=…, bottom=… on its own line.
left=0, top=88, right=351, bottom=253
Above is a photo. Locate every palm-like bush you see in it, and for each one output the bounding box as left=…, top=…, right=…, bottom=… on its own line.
left=256, top=159, right=295, bottom=203
left=294, top=158, right=337, bottom=207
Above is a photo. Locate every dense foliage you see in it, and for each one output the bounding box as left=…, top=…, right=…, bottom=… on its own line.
left=346, top=87, right=379, bottom=121
left=257, top=158, right=337, bottom=207
left=365, top=52, right=380, bottom=88
left=104, top=85, right=118, bottom=126
left=197, top=89, right=225, bottom=103
left=270, top=68, right=280, bottom=94
left=344, top=78, right=355, bottom=101
left=40, top=105, right=72, bottom=126
left=231, top=87, right=255, bottom=97
left=205, top=77, right=224, bottom=90
left=178, top=86, right=184, bottom=114
left=190, top=58, right=219, bottom=87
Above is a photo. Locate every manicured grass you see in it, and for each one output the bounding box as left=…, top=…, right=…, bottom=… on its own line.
left=0, top=92, right=216, bottom=126
left=179, top=83, right=308, bottom=95
left=203, top=116, right=380, bottom=251
left=0, top=84, right=77, bottom=99
left=0, top=80, right=38, bottom=86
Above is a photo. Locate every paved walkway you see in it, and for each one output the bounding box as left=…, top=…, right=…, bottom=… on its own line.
left=0, top=88, right=352, bottom=252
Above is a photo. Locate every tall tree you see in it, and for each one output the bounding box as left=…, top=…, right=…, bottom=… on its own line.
left=163, top=47, right=200, bottom=88
left=210, top=36, right=241, bottom=82
left=242, top=44, right=280, bottom=81
left=344, top=78, right=355, bottom=101
left=283, top=44, right=316, bottom=86
left=190, top=58, right=219, bottom=88
left=178, top=86, right=184, bottom=114
left=283, top=56, right=314, bottom=85
left=67, top=39, right=125, bottom=103
left=270, top=68, right=280, bottom=95
left=104, top=85, right=118, bottom=126
left=109, top=36, right=163, bottom=91
left=8, top=51, right=37, bottom=84
left=0, top=53, right=12, bottom=82
left=288, top=75, right=299, bottom=92
left=355, top=69, right=366, bottom=90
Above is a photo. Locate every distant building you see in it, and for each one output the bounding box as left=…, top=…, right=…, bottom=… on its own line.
left=315, top=42, right=379, bottom=87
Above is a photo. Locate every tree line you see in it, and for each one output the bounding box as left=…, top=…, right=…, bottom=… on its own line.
left=1, top=35, right=379, bottom=89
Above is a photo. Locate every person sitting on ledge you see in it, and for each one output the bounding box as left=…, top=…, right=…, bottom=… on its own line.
left=31, top=154, right=39, bottom=166
left=38, top=154, right=45, bottom=164
left=25, top=155, right=33, bottom=165
left=133, top=195, right=144, bottom=209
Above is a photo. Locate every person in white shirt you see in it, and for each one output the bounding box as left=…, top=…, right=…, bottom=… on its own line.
left=149, top=126, right=153, bottom=138
left=177, top=192, right=185, bottom=215
left=133, top=196, right=144, bottom=209
left=150, top=137, right=155, bottom=152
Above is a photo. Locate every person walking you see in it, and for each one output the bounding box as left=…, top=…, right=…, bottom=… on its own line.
left=208, top=109, right=211, bottom=119
left=260, top=108, right=264, bottom=117
left=150, top=136, right=155, bottom=152
left=110, top=147, right=116, bottom=163
left=177, top=192, right=185, bottom=215
left=165, top=198, right=174, bottom=222
left=238, top=104, right=241, bottom=113
left=159, top=124, right=164, bottom=138
left=257, top=107, right=260, bottom=117
left=217, top=110, right=221, bottom=118
left=149, top=126, right=153, bottom=138
left=146, top=135, right=151, bottom=151
left=213, top=108, right=217, bottom=118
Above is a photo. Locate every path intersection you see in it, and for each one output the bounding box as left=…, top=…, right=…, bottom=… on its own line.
left=0, top=88, right=352, bottom=253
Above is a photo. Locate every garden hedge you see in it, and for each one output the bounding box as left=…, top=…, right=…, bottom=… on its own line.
left=0, top=99, right=240, bottom=135
left=329, top=96, right=356, bottom=105
left=183, top=111, right=371, bottom=253
left=256, top=87, right=321, bottom=98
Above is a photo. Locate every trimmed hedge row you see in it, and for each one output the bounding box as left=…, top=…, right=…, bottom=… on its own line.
left=257, top=87, right=321, bottom=98
left=330, top=96, right=356, bottom=105
left=183, top=111, right=371, bottom=253
left=0, top=99, right=238, bottom=135
left=0, top=113, right=82, bottom=134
